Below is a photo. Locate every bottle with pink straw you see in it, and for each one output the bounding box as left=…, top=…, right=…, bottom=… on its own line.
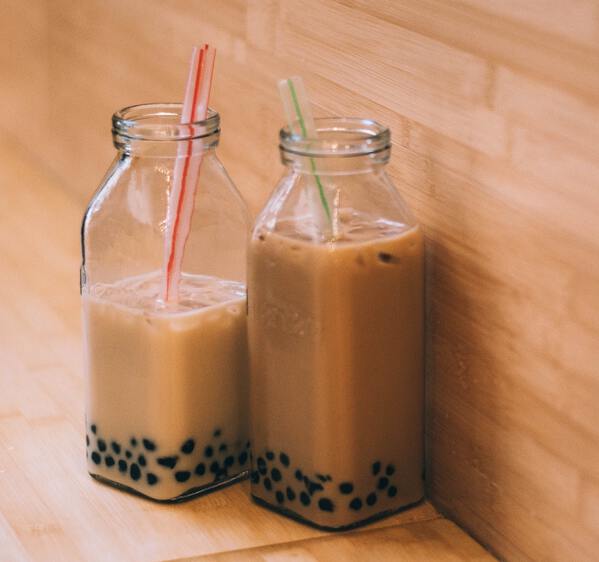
left=80, top=44, right=250, bottom=501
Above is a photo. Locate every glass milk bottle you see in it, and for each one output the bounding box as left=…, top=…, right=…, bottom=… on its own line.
left=81, top=104, right=250, bottom=501
left=248, top=118, right=424, bottom=529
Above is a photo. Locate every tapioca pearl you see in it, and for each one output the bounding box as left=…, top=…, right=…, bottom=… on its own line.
left=130, top=463, right=141, bottom=481
left=209, top=461, right=220, bottom=474
left=386, top=464, right=395, bottom=476
left=275, top=491, right=285, bottom=504
left=224, top=455, right=235, bottom=468
left=294, top=469, right=303, bottom=481
left=175, top=471, right=191, bottom=482
left=238, top=451, right=248, bottom=465
left=266, top=451, right=274, bottom=461
left=271, top=468, right=282, bottom=482
left=377, top=477, right=389, bottom=490
left=251, top=471, right=260, bottom=484
left=125, top=450, right=132, bottom=459
left=349, top=497, right=363, bottom=511
left=130, top=438, right=137, bottom=447
left=142, top=439, right=156, bottom=451
left=111, top=441, right=121, bottom=455
left=219, top=443, right=228, bottom=453
left=86, top=435, right=90, bottom=447
left=318, top=498, right=334, bottom=512
left=91, top=424, right=97, bottom=434
left=91, top=451, right=101, bottom=465
left=339, top=482, right=354, bottom=494
left=147, top=473, right=159, bottom=486
left=279, top=452, right=290, bottom=467
left=97, top=439, right=107, bottom=452
left=105, top=455, right=115, bottom=468
left=306, top=480, right=323, bottom=495
left=157, top=456, right=178, bottom=469
left=263, top=477, right=272, bottom=491
left=204, top=445, right=214, bottom=458
left=118, top=460, right=128, bottom=473
left=138, top=454, right=148, bottom=467
left=316, top=473, right=327, bottom=482
left=195, top=463, right=206, bottom=476
left=181, top=439, right=195, bottom=455
left=387, top=486, right=398, bottom=498
left=300, top=492, right=311, bottom=506
left=372, top=461, right=381, bottom=476
left=213, top=428, right=222, bottom=438
left=257, top=457, right=267, bottom=475
left=366, top=492, right=377, bottom=506
left=286, top=487, right=296, bottom=501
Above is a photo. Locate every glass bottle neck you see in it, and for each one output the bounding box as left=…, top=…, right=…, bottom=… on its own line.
left=281, top=148, right=390, bottom=175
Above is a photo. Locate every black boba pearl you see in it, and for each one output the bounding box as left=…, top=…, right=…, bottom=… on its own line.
left=195, top=463, right=206, bottom=476
left=388, top=486, right=398, bottom=498
left=307, top=481, right=324, bottom=495
left=111, top=441, right=121, bottom=455
left=85, top=435, right=90, bottom=447
left=97, top=439, right=107, bottom=452
left=238, top=451, right=248, bottom=465
left=125, top=450, right=132, bottom=459
left=213, top=428, right=221, bottom=437
left=295, top=469, right=303, bottom=481
left=91, top=424, right=97, bottom=434
left=366, top=492, right=377, bottom=506
left=142, top=439, right=156, bottom=451
left=316, top=473, right=327, bottom=482
left=300, top=491, right=311, bottom=506
left=372, top=461, right=381, bottom=476
left=209, top=461, right=220, bottom=474
left=105, top=455, right=115, bottom=467
left=279, top=453, right=290, bottom=467
left=204, top=445, right=214, bottom=458
left=275, top=491, right=285, bottom=504
left=271, top=468, right=282, bottom=482
left=286, top=487, right=296, bottom=501
left=386, top=464, right=395, bottom=476
left=118, top=460, right=128, bottom=473
left=157, top=456, right=178, bottom=469
left=266, top=451, right=274, bottom=461
left=264, top=477, right=272, bottom=491
left=349, top=497, right=363, bottom=510
left=257, top=457, right=267, bottom=475
left=175, top=471, right=191, bottom=482
left=138, top=454, right=147, bottom=467
left=339, top=482, right=354, bottom=494
left=251, top=471, right=260, bottom=484
left=377, top=477, right=389, bottom=490
left=318, top=498, right=334, bottom=512
left=219, top=443, right=228, bottom=452
left=224, top=455, right=235, bottom=468
left=91, top=451, right=101, bottom=465
left=147, top=473, right=159, bottom=485
left=130, top=438, right=137, bottom=447
left=181, top=439, right=195, bottom=454
left=130, top=463, right=141, bottom=481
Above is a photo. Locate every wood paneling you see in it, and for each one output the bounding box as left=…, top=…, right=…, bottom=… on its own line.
left=1, top=1, right=598, bottom=560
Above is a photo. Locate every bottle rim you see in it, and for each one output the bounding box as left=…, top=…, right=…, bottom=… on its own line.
left=279, top=117, right=390, bottom=157
left=112, top=103, right=220, bottom=141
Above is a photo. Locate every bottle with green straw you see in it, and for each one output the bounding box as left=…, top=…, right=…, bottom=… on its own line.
left=248, top=77, right=425, bottom=530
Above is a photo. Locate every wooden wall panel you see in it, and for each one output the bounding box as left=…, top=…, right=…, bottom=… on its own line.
left=1, top=2, right=598, bottom=560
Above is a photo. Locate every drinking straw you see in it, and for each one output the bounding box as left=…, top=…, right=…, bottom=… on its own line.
left=278, top=77, right=332, bottom=228
left=162, top=44, right=216, bottom=303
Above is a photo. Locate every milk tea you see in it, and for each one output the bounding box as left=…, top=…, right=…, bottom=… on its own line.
left=248, top=211, right=424, bottom=529
left=83, top=273, right=249, bottom=501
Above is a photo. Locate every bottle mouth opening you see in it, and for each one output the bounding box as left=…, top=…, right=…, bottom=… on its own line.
left=280, top=117, right=390, bottom=157
left=112, top=103, right=220, bottom=141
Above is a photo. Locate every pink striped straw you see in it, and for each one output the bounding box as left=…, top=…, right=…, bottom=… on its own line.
left=162, top=44, right=216, bottom=303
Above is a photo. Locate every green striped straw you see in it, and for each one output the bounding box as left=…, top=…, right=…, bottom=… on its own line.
left=278, top=77, right=332, bottom=225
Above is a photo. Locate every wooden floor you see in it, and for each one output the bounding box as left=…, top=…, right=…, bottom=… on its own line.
left=0, top=135, right=494, bottom=561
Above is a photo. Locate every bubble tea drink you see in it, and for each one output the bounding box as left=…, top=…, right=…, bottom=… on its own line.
left=248, top=116, right=424, bottom=529
left=81, top=100, right=250, bottom=501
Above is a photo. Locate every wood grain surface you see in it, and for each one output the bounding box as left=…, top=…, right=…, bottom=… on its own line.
left=0, top=138, right=492, bottom=561
left=1, top=1, right=598, bottom=561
